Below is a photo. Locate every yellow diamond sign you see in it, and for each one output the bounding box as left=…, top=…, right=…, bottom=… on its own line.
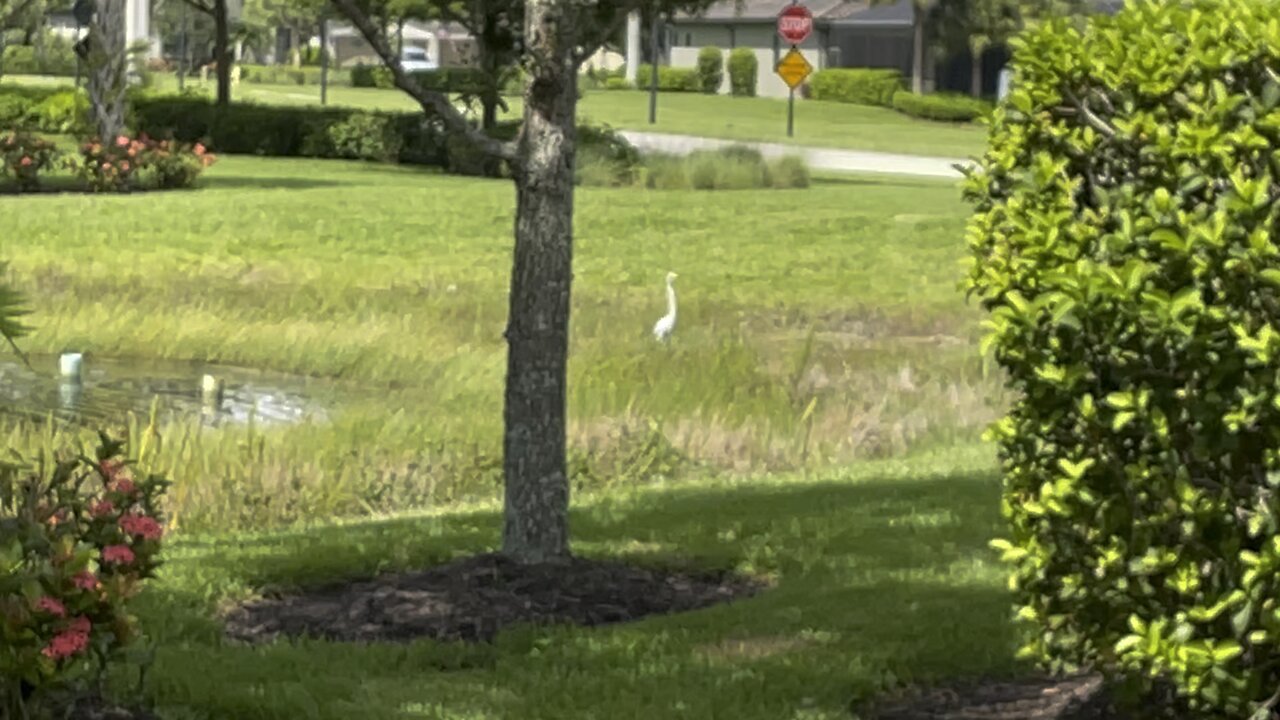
left=775, top=48, right=813, bottom=90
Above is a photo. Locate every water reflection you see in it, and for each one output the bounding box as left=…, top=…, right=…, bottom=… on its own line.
left=0, top=354, right=333, bottom=428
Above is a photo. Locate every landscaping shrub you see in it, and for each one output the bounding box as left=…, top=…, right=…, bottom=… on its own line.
left=638, top=145, right=808, bottom=191
left=350, top=64, right=395, bottom=89
left=0, top=132, right=57, bottom=191
left=696, top=47, right=724, bottom=94
left=313, top=111, right=403, bottom=162
left=636, top=64, right=699, bottom=92
left=1, top=39, right=77, bottom=77
left=581, top=65, right=623, bottom=89
left=604, top=77, right=632, bottom=90
left=240, top=63, right=351, bottom=87
left=575, top=123, right=642, bottom=187
left=809, top=68, right=903, bottom=107
left=965, top=1, right=1280, bottom=717
left=892, top=90, right=990, bottom=122
left=0, top=95, right=29, bottom=130
left=0, top=435, right=169, bottom=718
left=29, top=89, right=90, bottom=135
left=75, top=134, right=216, bottom=192
left=728, top=48, right=757, bottom=97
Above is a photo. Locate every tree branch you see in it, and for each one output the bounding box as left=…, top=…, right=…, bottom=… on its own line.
left=573, top=3, right=642, bottom=66
left=1063, top=88, right=1117, bottom=139
left=329, top=0, right=516, bottom=162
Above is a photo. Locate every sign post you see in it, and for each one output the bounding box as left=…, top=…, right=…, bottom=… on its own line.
left=775, top=3, right=814, bottom=138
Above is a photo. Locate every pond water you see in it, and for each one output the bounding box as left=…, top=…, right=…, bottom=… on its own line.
left=0, top=354, right=336, bottom=429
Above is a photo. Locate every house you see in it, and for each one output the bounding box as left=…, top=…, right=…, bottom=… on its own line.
left=667, top=0, right=920, bottom=99
left=667, top=0, right=1124, bottom=100
left=325, top=20, right=477, bottom=69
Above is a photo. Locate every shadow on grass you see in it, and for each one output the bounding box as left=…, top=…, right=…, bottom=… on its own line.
left=133, top=464, right=1020, bottom=719
left=203, top=175, right=348, bottom=191
left=810, top=173, right=960, bottom=190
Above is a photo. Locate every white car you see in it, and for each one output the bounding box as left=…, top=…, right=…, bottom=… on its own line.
left=400, top=47, right=438, bottom=72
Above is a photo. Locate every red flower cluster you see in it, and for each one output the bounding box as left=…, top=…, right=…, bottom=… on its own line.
left=41, top=616, right=91, bottom=660
left=0, top=132, right=58, bottom=191
left=34, top=596, right=67, bottom=617
left=120, top=513, right=163, bottom=541
left=78, top=133, right=218, bottom=192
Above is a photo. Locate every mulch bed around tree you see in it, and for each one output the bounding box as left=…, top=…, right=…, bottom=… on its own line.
left=221, top=552, right=769, bottom=645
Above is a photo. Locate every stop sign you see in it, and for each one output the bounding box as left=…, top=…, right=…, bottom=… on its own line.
left=777, top=4, right=813, bottom=45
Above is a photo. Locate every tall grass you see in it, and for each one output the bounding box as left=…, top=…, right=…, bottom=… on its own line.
left=0, top=155, right=998, bottom=532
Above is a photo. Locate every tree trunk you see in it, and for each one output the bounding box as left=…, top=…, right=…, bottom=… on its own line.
left=911, top=9, right=924, bottom=94
left=501, top=0, right=577, bottom=565
left=213, top=0, right=230, bottom=106
left=88, top=0, right=128, bottom=140
left=969, top=48, right=982, bottom=98
left=478, top=6, right=500, bottom=130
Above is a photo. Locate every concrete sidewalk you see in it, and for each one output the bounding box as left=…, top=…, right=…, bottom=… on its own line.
left=617, top=130, right=975, bottom=180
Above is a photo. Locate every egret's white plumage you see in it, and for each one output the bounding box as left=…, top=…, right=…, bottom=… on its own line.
left=652, top=271, right=678, bottom=341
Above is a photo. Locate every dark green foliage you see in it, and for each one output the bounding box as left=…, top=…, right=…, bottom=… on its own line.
left=350, top=65, right=488, bottom=95
left=809, top=68, right=903, bottom=107
left=892, top=90, right=990, bottom=122
left=239, top=64, right=352, bottom=87
left=128, top=95, right=448, bottom=166
left=1, top=39, right=78, bottom=77
left=964, top=1, right=1280, bottom=717
left=696, top=47, right=724, bottom=94
left=636, top=64, right=699, bottom=92
left=603, top=77, right=631, bottom=90
left=727, top=48, right=757, bottom=97
left=0, top=87, right=90, bottom=134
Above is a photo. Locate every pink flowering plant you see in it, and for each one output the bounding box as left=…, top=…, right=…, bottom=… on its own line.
left=75, top=134, right=216, bottom=192
left=0, top=433, right=169, bottom=716
left=0, top=133, right=59, bottom=192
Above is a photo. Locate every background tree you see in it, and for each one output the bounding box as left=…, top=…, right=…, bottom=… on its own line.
left=181, top=0, right=233, bottom=105
left=327, top=0, right=722, bottom=565
left=419, top=0, right=520, bottom=129
left=241, top=0, right=325, bottom=65
left=0, top=0, right=44, bottom=80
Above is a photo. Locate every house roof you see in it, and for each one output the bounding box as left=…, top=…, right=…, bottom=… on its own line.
left=676, top=0, right=1120, bottom=26
left=674, top=1, right=884, bottom=24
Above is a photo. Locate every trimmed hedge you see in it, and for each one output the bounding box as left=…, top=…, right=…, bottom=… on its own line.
left=891, top=90, right=990, bottom=122
left=809, top=68, right=903, bottom=107
left=349, top=65, right=490, bottom=95
left=635, top=64, right=699, bottom=92
left=239, top=64, right=353, bottom=87
left=696, top=47, right=724, bottom=94
left=728, top=48, right=757, bottom=97
left=1, top=41, right=78, bottom=77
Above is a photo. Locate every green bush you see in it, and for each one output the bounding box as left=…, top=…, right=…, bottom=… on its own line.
left=29, top=90, right=90, bottom=135
left=696, top=47, right=724, bottom=94
left=239, top=63, right=351, bottom=87
left=965, top=1, right=1280, bottom=717
left=350, top=64, right=395, bottom=89
left=581, top=65, right=623, bottom=89
left=809, top=68, right=903, bottom=107
left=1, top=39, right=77, bottom=77
left=575, top=123, right=642, bottom=187
left=319, top=112, right=403, bottom=162
left=0, top=85, right=74, bottom=132
left=727, top=48, right=757, bottom=97
left=635, top=64, right=699, bottom=92
left=603, top=77, right=632, bottom=90
left=637, top=145, right=808, bottom=191
left=891, top=90, right=990, bottom=122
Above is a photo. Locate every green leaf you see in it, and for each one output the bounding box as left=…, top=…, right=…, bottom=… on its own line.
left=1112, top=411, right=1136, bottom=431
left=1212, top=640, right=1243, bottom=663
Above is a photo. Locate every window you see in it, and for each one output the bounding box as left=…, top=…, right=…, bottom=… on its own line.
left=685, top=32, right=692, bottom=46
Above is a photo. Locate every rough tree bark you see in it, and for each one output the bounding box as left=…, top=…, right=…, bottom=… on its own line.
left=87, top=0, right=128, bottom=140
left=327, top=0, right=695, bottom=566
left=500, top=0, right=576, bottom=564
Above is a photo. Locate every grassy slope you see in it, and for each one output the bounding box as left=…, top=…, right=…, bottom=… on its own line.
left=136, top=445, right=1012, bottom=720
left=3, top=74, right=991, bottom=158
left=1, top=157, right=1001, bottom=530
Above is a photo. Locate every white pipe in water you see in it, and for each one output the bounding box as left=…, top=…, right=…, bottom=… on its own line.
left=201, top=373, right=225, bottom=404
left=59, top=353, right=83, bottom=381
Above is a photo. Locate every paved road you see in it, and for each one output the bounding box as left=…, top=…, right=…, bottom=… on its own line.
left=617, top=130, right=975, bottom=180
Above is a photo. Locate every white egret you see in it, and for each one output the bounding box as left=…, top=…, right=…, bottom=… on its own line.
left=652, top=271, right=678, bottom=342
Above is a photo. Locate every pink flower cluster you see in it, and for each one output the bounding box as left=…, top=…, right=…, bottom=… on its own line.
left=41, top=616, right=91, bottom=660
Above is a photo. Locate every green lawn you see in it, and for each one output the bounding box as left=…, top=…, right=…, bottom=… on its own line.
left=5, top=73, right=992, bottom=158
left=0, top=155, right=1017, bottom=718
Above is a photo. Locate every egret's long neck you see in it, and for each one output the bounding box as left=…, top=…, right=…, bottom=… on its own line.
left=666, top=282, right=677, bottom=318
